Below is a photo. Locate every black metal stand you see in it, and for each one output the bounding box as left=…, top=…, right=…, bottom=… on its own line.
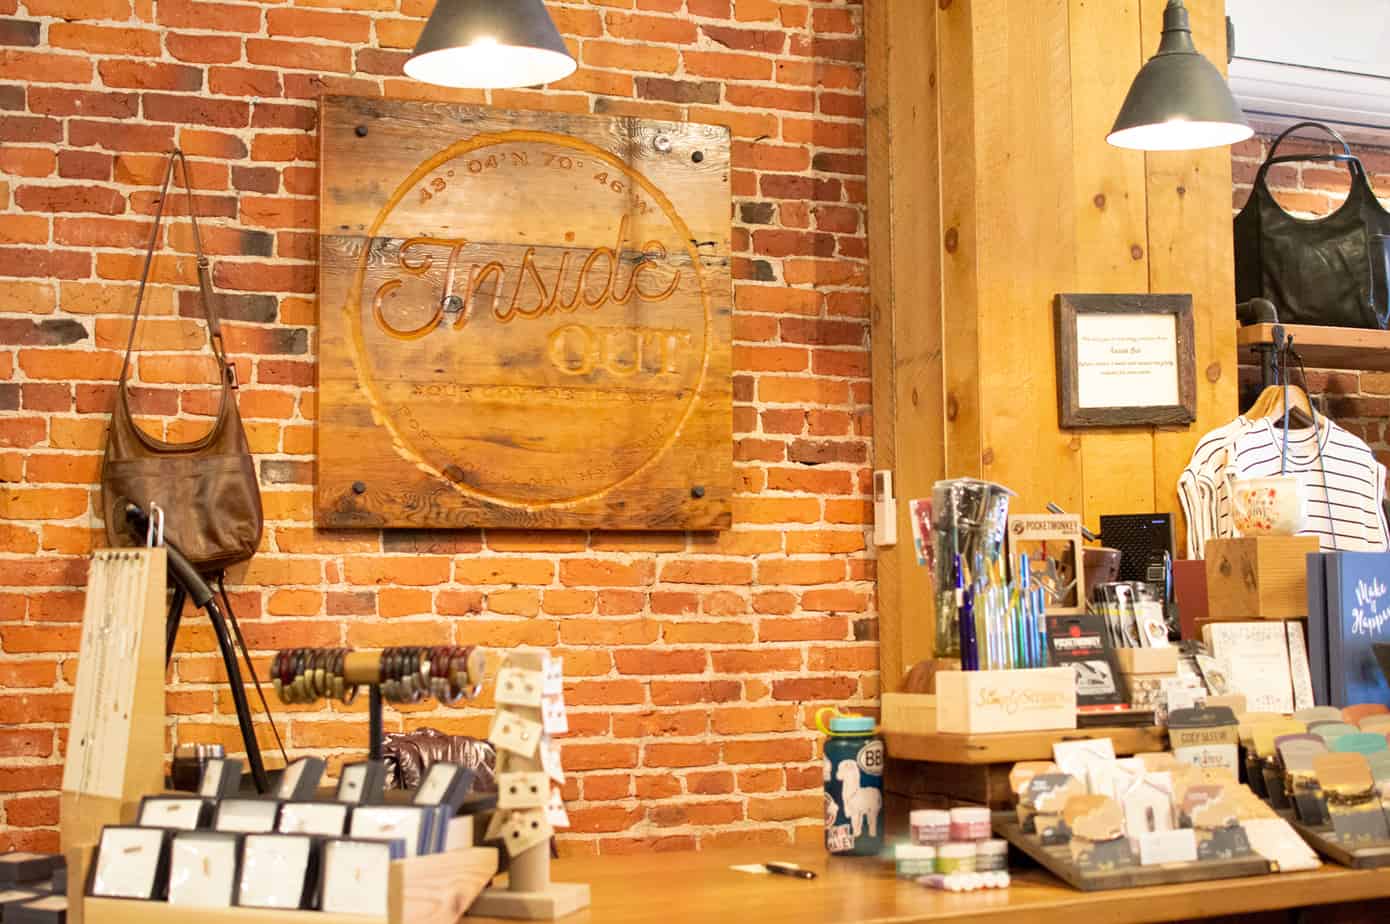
left=1253, top=323, right=1288, bottom=390
left=369, top=684, right=384, bottom=761
left=125, top=503, right=270, bottom=794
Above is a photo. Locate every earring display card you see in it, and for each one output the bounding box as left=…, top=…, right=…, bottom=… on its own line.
left=138, top=796, right=211, bottom=831
left=276, top=757, right=327, bottom=802
left=335, top=760, right=387, bottom=805
left=320, top=839, right=401, bottom=918
left=494, top=668, right=544, bottom=708
left=0, top=855, right=57, bottom=885
left=214, top=799, right=282, bottom=834
left=412, top=762, right=472, bottom=811
left=90, top=827, right=169, bottom=900
left=237, top=834, right=313, bottom=910
left=350, top=806, right=433, bottom=857
left=497, top=772, right=550, bottom=811
left=199, top=757, right=244, bottom=800
left=277, top=802, right=351, bottom=837
left=498, top=808, right=552, bottom=858
left=167, top=832, right=239, bottom=909
left=489, top=713, right=543, bottom=759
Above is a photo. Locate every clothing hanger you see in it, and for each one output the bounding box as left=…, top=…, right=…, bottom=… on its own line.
left=1267, top=337, right=1316, bottom=430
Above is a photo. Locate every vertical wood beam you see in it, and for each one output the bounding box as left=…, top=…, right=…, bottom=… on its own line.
left=972, top=0, right=1083, bottom=515
left=867, top=0, right=945, bottom=692
left=1071, top=0, right=1158, bottom=532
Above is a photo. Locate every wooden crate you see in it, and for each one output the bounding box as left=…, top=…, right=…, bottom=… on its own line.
left=1205, top=536, right=1319, bottom=620
left=80, top=845, right=498, bottom=924
left=935, top=668, right=1076, bottom=734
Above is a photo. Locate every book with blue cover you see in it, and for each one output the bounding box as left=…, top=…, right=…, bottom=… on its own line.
left=1323, top=551, right=1390, bottom=708
left=1306, top=552, right=1329, bottom=707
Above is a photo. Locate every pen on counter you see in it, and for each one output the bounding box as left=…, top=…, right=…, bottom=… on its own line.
left=764, top=863, right=816, bottom=880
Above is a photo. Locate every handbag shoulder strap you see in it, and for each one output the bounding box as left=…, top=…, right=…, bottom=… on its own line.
left=1258, top=120, right=1366, bottom=182
left=118, top=148, right=231, bottom=387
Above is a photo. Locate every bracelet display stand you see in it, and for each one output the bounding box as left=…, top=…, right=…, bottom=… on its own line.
left=63, top=639, right=497, bottom=924
left=470, top=649, right=589, bottom=920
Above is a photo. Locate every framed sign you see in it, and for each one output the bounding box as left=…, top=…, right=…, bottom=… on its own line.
left=1054, top=293, right=1196, bottom=428
left=317, top=96, right=732, bottom=530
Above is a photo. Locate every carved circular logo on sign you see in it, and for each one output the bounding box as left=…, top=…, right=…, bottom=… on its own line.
left=345, top=130, right=713, bottom=508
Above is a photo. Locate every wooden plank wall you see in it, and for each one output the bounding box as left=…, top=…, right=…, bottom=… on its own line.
left=866, top=0, right=945, bottom=695
left=868, top=0, right=1237, bottom=690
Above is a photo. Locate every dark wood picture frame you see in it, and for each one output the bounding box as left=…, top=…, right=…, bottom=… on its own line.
left=1055, top=293, right=1196, bottom=428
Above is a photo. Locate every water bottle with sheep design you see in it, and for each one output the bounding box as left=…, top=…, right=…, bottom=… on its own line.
left=816, top=707, right=884, bottom=856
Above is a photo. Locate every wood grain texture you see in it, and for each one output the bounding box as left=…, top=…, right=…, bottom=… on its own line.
left=886, top=725, right=1167, bottom=764
left=1055, top=293, right=1197, bottom=428
left=1143, top=0, right=1239, bottom=556
left=1237, top=323, right=1390, bottom=373
left=1069, top=0, right=1157, bottom=532
left=867, top=0, right=946, bottom=692
left=938, top=0, right=982, bottom=486
left=994, top=817, right=1273, bottom=892
left=317, top=96, right=732, bottom=530
left=460, top=842, right=1390, bottom=924
left=973, top=0, right=1084, bottom=514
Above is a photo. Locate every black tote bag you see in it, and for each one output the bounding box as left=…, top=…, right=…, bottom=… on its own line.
left=1234, top=121, right=1390, bottom=330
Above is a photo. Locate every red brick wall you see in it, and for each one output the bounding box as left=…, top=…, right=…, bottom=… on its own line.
left=0, top=0, right=873, bottom=854
left=1232, top=132, right=1390, bottom=464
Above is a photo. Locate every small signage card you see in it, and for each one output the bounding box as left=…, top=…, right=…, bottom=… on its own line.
left=1047, top=615, right=1125, bottom=709
left=1008, top=515, right=1086, bottom=614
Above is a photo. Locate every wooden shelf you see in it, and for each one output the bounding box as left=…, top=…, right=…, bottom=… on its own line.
left=885, top=726, right=1167, bottom=764
left=1238, top=323, right=1390, bottom=372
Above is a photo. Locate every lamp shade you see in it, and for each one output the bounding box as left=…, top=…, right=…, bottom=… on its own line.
left=404, top=0, right=577, bottom=90
left=1107, top=0, right=1252, bottom=151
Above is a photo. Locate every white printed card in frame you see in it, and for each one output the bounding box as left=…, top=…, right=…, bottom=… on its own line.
left=317, top=96, right=733, bottom=530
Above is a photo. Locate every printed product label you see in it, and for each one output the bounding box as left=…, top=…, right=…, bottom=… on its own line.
left=826, top=824, right=855, bottom=853
left=856, top=740, right=885, bottom=776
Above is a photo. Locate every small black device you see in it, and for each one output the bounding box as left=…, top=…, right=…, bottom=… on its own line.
left=1099, top=514, right=1175, bottom=585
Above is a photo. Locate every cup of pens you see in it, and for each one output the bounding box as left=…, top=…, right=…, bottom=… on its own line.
left=926, top=480, right=1049, bottom=670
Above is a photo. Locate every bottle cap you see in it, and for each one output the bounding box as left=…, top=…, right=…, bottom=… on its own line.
left=939, top=842, right=976, bottom=859
left=949, top=806, right=991, bottom=824
left=895, top=844, right=936, bottom=859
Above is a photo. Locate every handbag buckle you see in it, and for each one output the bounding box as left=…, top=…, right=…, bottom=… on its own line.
left=225, top=362, right=239, bottom=389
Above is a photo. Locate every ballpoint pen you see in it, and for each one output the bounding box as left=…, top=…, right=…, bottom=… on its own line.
left=764, top=862, right=817, bottom=880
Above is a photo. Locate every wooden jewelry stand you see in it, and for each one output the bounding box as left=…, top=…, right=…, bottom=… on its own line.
left=61, top=548, right=168, bottom=923
left=65, top=638, right=499, bottom=924
left=470, top=650, right=589, bottom=920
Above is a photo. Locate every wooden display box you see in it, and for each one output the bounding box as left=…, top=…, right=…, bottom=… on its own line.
left=1204, top=536, right=1318, bottom=620
left=1114, top=647, right=1178, bottom=675
left=80, top=845, right=498, bottom=924
left=880, top=692, right=938, bottom=735
left=935, top=668, right=1076, bottom=734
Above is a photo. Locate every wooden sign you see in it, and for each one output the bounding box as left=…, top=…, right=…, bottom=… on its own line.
left=316, top=96, right=732, bottom=530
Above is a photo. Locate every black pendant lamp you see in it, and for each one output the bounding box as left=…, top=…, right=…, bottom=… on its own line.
left=1107, top=0, right=1252, bottom=151
left=404, top=0, right=577, bottom=90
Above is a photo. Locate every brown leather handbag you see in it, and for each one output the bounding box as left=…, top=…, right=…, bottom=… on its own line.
left=101, top=150, right=263, bottom=571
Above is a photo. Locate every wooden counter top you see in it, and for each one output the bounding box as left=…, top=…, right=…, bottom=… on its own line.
left=466, top=844, right=1390, bottom=924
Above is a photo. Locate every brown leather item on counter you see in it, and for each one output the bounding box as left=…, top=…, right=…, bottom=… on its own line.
left=100, top=149, right=262, bottom=571
left=382, top=728, right=497, bottom=793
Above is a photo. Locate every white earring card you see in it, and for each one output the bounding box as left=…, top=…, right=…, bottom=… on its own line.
left=277, top=802, right=350, bottom=837
left=335, top=760, right=387, bottom=805
left=214, top=799, right=282, bottom=834
left=90, top=827, right=169, bottom=900
left=495, top=668, right=544, bottom=708
left=166, top=832, right=239, bottom=908
left=137, top=796, right=210, bottom=831
left=236, top=834, right=313, bottom=910
left=320, top=839, right=395, bottom=917
left=489, top=714, right=544, bottom=759
left=498, top=772, right=550, bottom=811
